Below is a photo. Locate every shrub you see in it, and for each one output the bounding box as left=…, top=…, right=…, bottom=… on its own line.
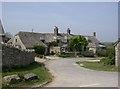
left=81, top=51, right=94, bottom=57
left=69, top=35, right=88, bottom=52
left=100, top=47, right=115, bottom=65
left=36, top=54, right=43, bottom=58
left=96, top=50, right=107, bottom=57
left=100, top=57, right=115, bottom=65
left=33, top=45, right=46, bottom=55
left=56, top=52, right=75, bottom=58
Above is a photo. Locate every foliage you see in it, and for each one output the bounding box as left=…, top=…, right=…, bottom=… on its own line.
left=5, top=32, right=13, bottom=38
left=33, top=45, right=46, bottom=55
left=100, top=47, right=115, bottom=65
left=81, top=51, right=95, bottom=57
left=55, top=52, right=76, bottom=58
left=36, top=54, right=43, bottom=58
left=2, top=62, right=52, bottom=87
left=96, top=50, right=107, bottom=57
left=69, top=36, right=88, bottom=52
left=97, top=42, right=115, bottom=58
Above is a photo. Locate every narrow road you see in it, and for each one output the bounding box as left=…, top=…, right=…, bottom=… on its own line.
left=45, top=58, right=118, bottom=87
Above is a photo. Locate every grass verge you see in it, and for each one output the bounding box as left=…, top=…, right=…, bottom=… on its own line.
left=76, top=61, right=118, bottom=72
left=2, top=62, right=52, bottom=88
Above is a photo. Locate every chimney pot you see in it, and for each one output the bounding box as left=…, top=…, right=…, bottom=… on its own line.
left=93, top=32, right=96, bottom=37
left=67, top=28, right=71, bottom=35
left=54, top=26, right=58, bottom=36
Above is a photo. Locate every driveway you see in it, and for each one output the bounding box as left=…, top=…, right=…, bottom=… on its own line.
left=45, top=58, right=118, bottom=87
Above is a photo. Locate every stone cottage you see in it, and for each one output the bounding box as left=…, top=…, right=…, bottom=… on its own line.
left=85, top=32, right=105, bottom=53
left=8, top=26, right=105, bottom=54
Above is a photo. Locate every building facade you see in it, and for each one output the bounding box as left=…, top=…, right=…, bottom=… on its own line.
left=0, top=20, right=5, bottom=43
left=7, top=26, right=105, bottom=54
left=115, top=40, right=120, bottom=67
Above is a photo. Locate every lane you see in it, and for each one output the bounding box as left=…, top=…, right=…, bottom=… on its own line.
left=45, top=58, right=118, bottom=87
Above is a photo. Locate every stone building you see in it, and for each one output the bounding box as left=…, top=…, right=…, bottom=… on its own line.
left=0, top=20, right=11, bottom=43
left=0, top=20, right=5, bottom=43
left=0, top=19, right=35, bottom=68
left=8, top=26, right=105, bottom=54
left=115, top=39, right=120, bottom=67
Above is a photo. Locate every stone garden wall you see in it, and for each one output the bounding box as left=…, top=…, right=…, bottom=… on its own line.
left=115, top=42, right=120, bottom=67
left=2, top=44, right=35, bottom=68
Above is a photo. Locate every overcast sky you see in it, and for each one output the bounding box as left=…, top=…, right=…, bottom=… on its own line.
left=2, top=2, right=118, bottom=42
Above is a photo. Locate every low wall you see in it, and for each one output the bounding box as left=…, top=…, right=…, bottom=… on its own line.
left=2, top=44, right=35, bottom=68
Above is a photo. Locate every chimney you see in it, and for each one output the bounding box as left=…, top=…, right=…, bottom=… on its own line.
left=54, top=26, right=58, bottom=36
left=93, top=32, right=96, bottom=37
left=67, top=28, right=71, bottom=35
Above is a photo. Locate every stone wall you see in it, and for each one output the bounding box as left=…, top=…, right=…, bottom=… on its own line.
left=2, top=44, right=35, bottom=68
left=115, top=42, right=120, bottom=67
left=50, top=47, right=61, bottom=54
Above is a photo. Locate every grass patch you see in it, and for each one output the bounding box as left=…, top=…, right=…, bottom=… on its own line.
left=2, top=62, right=52, bottom=88
left=76, top=61, right=118, bottom=72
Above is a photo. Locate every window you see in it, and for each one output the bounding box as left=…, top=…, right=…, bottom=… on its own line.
left=57, top=40, right=59, bottom=43
left=41, top=40, right=45, bottom=43
left=15, top=39, right=17, bottom=42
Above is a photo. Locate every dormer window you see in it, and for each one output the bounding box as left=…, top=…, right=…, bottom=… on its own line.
left=40, top=37, right=45, bottom=43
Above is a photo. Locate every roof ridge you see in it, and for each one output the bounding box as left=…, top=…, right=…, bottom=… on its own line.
left=18, top=31, right=54, bottom=34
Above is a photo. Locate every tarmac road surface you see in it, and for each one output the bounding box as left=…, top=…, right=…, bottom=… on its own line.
left=45, top=58, right=118, bottom=87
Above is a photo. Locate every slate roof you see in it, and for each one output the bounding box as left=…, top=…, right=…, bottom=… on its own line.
left=16, top=31, right=102, bottom=49
left=85, top=36, right=100, bottom=44
left=87, top=43, right=97, bottom=48
left=16, top=31, right=74, bottom=48
left=84, top=36, right=101, bottom=48
left=18, top=32, right=48, bottom=48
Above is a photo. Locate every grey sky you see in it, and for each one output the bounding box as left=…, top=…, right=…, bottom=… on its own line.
left=2, top=2, right=118, bottom=42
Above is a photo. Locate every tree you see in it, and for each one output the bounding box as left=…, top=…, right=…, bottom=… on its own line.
left=4, top=32, right=13, bottom=43
left=5, top=32, right=13, bottom=38
left=69, top=35, right=88, bottom=52
left=33, top=45, right=46, bottom=55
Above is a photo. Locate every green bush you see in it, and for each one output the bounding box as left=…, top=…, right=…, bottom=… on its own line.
left=100, top=57, right=115, bottom=65
left=69, top=35, right=88, bottom=52
left=100, top=47, right=115, bottom=65
left=96, top=50, right=107, bottom=57
left=33, top=45, right=46, bottom=55
left=81, top=51, right=94, bottom=57
left=36, top=54, right=43, bottom=58
left=56, top=52, right=75, bottom=58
